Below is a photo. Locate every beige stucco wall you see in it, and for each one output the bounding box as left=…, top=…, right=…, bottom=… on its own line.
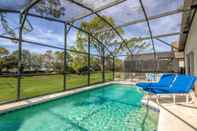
left=185, top=13, right=197, bottom=76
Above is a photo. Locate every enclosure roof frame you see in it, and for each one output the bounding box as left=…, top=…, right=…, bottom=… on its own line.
left=0, top=0, right=192, bottom=56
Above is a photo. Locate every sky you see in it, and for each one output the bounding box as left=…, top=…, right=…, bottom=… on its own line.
left=0, top=0, right=183, bottom=56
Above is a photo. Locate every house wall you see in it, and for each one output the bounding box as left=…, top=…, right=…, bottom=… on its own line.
left=185, top=12, right=197, bottom=76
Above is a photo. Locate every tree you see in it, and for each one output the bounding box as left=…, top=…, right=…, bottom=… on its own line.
left=31, top=53, right=44, bottom=72
left=3, top=55, right=17, bottom=72
left=0, top=47, right=9, bottom=73
left=12, top=50, right=32, bottom=72
left=52, top=51, right=64, bottom=73
left=0, top=47, right=9, bottom=57
left=34, top=0, right=65, bottom=18
left=78, top=16, right=124, bottom=56
left=123, top=38, right=152, bottom=61
left=69, top=52, right=87, bottom=74
left=0, top=13, right=17, bottom=42
left=114, top=58, right=123, bottom=72
left=90, top=56, right=102, bottom=72
left=42, top=50, right=54, bottom=72
left=74, top=16, right=125, bottom=73
left=0, top=13, right=33, bottom=43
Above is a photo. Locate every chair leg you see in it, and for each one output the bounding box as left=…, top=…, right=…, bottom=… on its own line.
left=173, top=94, right=176, bottom=104
left=186, top=94, right=189, bottom=104
left=156, top=95, right=159, bottom=104
left=149, top=94, right=152, bottom=100
left=144, top=94, right=149, bottom=100
left=189, top=92, right=195, bottom=104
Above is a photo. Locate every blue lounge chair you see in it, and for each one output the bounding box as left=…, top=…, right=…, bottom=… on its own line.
left=136, top=73, right=176, bottom=89
left=137, top=74, right=196, bottom=103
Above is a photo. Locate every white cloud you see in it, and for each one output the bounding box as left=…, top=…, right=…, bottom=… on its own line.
left=99, top=0, right=144, bottom=25
left=150, top=13, right=182, bottom=36
left=24, top=27, right=64, bottom=47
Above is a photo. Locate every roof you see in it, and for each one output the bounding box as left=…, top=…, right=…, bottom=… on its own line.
left=127, top=52, right=174, bottom=60
left=179, top=0, right=197, bottom=51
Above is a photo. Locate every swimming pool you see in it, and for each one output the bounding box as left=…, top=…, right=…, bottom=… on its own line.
left=0, top=84, right=159, bottom=131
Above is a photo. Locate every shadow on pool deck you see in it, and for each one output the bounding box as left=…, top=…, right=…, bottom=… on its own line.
left=177, top=103, right=197, bottom=110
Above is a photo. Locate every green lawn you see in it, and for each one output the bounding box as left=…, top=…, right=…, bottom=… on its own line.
left=0, top=72, right=113, bottom=103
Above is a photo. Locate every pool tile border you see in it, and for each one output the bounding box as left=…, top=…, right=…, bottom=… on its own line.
left=141, top=99, right=160, bottom=112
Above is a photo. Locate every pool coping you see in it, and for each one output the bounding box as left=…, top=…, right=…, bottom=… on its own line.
left=141, top=99, right=160, bottom=112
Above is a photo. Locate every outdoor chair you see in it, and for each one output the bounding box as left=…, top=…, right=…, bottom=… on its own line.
left=136, top=74, right=196, bottom=104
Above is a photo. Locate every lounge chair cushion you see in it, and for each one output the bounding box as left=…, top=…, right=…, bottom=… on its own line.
left=143, top=74, right=196, bottom=94
left=136, top=73, right=176, bottom=88
left=169, top=75, right=196, bottom=93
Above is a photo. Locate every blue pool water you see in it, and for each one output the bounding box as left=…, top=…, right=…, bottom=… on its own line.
left=0, top=84, right=158, bottom=131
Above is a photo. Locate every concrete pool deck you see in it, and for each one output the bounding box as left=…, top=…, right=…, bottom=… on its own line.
left=142, top=96, right=197, bottom=131
left=158, top=100, right=197, bottom=131
left=0, top=81, right=197, bottom=131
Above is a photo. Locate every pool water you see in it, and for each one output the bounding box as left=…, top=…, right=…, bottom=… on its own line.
left=0, top=84, right=159, bottom=131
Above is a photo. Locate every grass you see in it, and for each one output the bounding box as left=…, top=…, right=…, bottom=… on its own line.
left=0, top=72, right=113, bottom=103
